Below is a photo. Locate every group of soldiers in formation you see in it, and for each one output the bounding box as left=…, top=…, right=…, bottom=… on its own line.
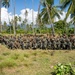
left=0, top=34, right=75, bottom=50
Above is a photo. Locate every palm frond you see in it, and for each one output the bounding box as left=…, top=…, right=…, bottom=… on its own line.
left=60, top=0, right=71, bottom=10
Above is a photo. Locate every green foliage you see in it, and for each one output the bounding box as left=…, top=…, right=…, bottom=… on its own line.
left=16, top=29, right=25, bottom=34
left=54, top=20, right=69, bottom=34
left=6, top=26, right=13, bottom=34
left=68, top=28, right=74, bottom=34
left=1, top=20, right=74, bottom=35
left=52, top=63, right=75, bottom=75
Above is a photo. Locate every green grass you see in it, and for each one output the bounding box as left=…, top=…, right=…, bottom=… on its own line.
left=2, top=52, right=10, bottom=56
left=0, top=44, right=75, bottom=75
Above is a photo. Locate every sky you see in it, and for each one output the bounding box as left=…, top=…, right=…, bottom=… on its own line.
left=8, top=0, right=60, bottom=15
left=1, top=0, right=71, bottom=25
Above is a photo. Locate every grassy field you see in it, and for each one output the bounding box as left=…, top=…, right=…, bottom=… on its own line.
left=0, top=44, right=75, bottom=75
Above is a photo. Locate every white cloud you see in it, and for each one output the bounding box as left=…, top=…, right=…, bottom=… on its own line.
left=1, top=7, right=72, bottom=25
left=19, top=8, right=38, bottom=24
left=1, top=7, right=12, bottom=24
left=1, top=7, right=38, bottom=25
left=54, top=11, right=72, bottom=22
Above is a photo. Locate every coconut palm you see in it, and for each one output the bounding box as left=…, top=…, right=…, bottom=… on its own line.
left=19, top=16, right=21, bottom=22
left=60, top=0, right=75, bottom=35
left=32, top=0, right=35, bottom=34
left=0, top=0, right=10, bottom=33
left=9, top=20, right=12, bottom=34
left=3, top=21, right=7, bottom=31
left=2, top=0, right=10, bottom=7
left=18, top=16, right=22, bottom=28
left=37, top=1, right=41, bottom=26
left=60, top=0, right=75, bottom=20
left=25, top=10, right=28, bottom=23
left=12, top=0, right=16, bottom=35
left=14, top=16, right=18, bottom=30
left=38, top=0, right=62, bottom=36
left=24, top=10, right=28, bottom=31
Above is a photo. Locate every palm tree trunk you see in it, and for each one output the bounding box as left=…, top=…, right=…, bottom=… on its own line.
left=13, top=0, right=16, bottom=35
left=32, top=0, right=35, bottom=35
left=0, top=0, right=2, bottom=33
left=45, top=0, right=55, bottom=36
left=7, top=6, right=11, bottom=34
left=37, top=1, right=41, bottom=34
left=24, top=0, right=26, bottom=33
left=37, top=1, right=41, bottom=25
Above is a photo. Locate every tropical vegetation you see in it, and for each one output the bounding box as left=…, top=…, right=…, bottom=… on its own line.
left=0, top=0, right=75, bottom=35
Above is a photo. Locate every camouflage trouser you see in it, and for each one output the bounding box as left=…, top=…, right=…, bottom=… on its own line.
left=0, top=39, right=2, bottom=43
left=47, top=44, right=51, bottom=49
left=62, top=44, right=66, bottom=49
left=25, top=43, right=30, bottom=49
left=8, top=43, right=14, bottom=49
left=54, top=44, right=57, bottom=50
left=32, top=43, right=37, bottom=50
left=56, top=44, right=60, bottom=50
left=67, top=43, right=72, bottom=50
left=20, top=43, right=24, bottom=50
left=60, top=43, right=64, bottom=49
left=40, top=43, right=45, bottom=49
left=72, top=43, right=75, bottom=49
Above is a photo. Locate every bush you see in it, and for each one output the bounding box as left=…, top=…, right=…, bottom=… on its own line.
left=16, top=29, right=25, bottom=34
left=52, top=63, right=75, bottom=75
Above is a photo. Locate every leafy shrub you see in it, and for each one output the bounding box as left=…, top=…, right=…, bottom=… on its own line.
left=16, top=29, right=25, bottom=34
left=52, top=63, right=75, bottom=75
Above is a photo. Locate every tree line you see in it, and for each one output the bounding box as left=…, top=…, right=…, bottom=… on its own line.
left=0, top=0, right=75, bottom=35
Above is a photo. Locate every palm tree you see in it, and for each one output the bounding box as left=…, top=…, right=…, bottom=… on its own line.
left=13, top=0, right=16, bottom=35
left=9, top=20, right=12, bottom=34
left=37, top=1, right=41, bottom=26
left=18, top=16, right=21, bottom=28
left=24, top=10, right=28, bottom=31
left=38, top=0, right=62, bottom=36
left=32, top=0, right=35, bottom=34
left=60, top=0, right=75, bottom=35
left=25, top=10, right=28, bottom=22
left=3, top=21, right=7, bottom=31
left=14, top=16, right=18, bottom=30
left=69, top=16, right=75, bottom=35
left=0, top=0, right=10, bottom=33
left=19, top=16, right=21, bottom=22
left=24, top=0, right=28, bottom=33
left=2, top=0, right=10, bottom=7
